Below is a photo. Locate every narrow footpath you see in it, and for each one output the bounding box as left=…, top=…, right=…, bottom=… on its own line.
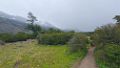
left=73, top=47, right=98, bottom=68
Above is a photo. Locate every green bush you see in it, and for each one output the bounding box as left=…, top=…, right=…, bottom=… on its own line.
left=95, top=44, right=120, bottom=68
left=92, top=23, right=120, bottom=68
left=37, top=32, right=73, bottom=45
left=0, top=33, right=15, bottom=42
left=92, top=24, right=120, bottom=45
left=68, top=33, right=88, bottom=52
left=27, top=24, right=42, bottom=37
left=15, top=32, right=33, bottom=41
left=0, top=32, right=33, bottom=42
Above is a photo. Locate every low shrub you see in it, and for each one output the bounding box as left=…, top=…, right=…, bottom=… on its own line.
left=0, top=33, right=15, bottom=42
left=0, top=32, right=33, bottom=42
left=68, top=33, right=88, bottom=53
left=37, top=32, right=74, bottom=45
left=95, top=44, right=120, bottom=68
left=15, top=32, right=33, bottom=41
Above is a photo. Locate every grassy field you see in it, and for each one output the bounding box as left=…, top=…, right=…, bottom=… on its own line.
left=0, top=40, right=85, bottom=68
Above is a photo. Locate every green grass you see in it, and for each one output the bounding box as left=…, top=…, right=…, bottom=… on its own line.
left=0, top=41, right=85, bottom=68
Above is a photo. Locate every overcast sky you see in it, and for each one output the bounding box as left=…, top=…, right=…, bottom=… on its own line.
left=0, top=0, right=120, bottom=31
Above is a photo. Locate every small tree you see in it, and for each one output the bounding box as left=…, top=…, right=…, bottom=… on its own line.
left=27, top=12, right=37, bottom=25
left=27, top=12, right=41, bottom=37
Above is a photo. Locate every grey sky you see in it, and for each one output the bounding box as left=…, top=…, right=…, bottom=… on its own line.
left=0, top=0, right=120, bottom=31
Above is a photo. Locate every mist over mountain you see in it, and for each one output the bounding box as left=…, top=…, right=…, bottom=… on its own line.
left=0, top=11, right=26, bottom=22
left=0, top=11, right=58, bottom=33
left=0, top=16, right=28, bottom=34
left=39, top=22, right=57, bottom=29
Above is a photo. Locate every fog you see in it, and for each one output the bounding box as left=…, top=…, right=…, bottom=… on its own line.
left=0, top=0, right=120, bottom=31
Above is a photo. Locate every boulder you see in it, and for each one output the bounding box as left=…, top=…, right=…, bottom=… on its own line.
left=0, top=40, right=5, bottom=45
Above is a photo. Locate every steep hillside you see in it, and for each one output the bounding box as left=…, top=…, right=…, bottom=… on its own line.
left=0, top=17, right=28, bottom=34
left=0, top=11, right=59, bottom=33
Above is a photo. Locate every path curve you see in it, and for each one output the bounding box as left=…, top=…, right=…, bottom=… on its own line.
left=73, top=47, right=98, bottom=68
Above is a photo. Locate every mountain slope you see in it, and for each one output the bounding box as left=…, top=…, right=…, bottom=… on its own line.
left=0, top=17, right=28, bottom=34
left=0, top=11, right=26, bottom=22
left=0, top=11, right=59, bottom=33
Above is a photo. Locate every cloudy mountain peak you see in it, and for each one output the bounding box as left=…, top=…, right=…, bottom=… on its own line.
left=0, top=11, right=26, bottom=22
left=0, top=11, right=58, bottom=33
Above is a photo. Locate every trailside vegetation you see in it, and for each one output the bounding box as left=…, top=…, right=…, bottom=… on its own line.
left=92, top=16, right=120, bottom=68
left=68, top=33, right=88, bottom=53
left=37, top=32, right=74, bottom=45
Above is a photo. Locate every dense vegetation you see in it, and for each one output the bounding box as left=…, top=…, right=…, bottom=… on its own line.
left=0, top=32, right=33, bottom=42
left=95, top=44, right=119, bottom=68
left=27, top=24, right=42, bottom=37
left=0, top=12, right=119, bottom=68
left=92, top=16, right=120, bottom=68
left=92, top=24, right=120, bottom=45
left=37, top=32, right=74, bottom=45
left=68, top=33, right=88, bottom=53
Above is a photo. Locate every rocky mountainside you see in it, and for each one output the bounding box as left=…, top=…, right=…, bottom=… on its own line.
left=0, top=16, right=28, bottom=34
left=0, top=11, right=57, bottom=34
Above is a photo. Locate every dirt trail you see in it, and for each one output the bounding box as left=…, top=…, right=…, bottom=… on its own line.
left=73, top=47, right=98, bottom=68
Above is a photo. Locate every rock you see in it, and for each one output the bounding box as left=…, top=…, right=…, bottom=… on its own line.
left=0, top=40, right=5, bottom=45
